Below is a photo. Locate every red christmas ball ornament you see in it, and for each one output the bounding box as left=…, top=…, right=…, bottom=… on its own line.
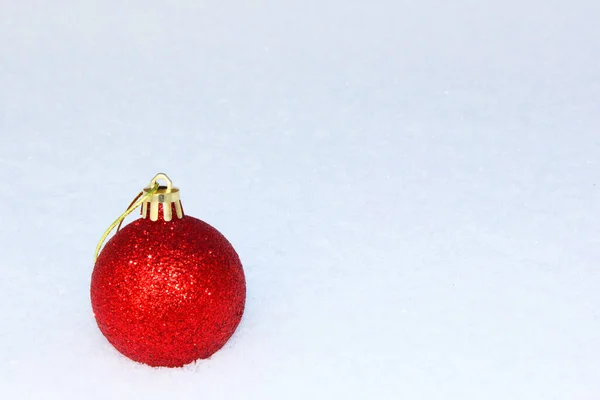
left=91, top=173, right=246, bottom=367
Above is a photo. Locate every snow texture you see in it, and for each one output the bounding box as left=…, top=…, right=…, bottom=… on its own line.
left=1, top=1, right=600, bottom=399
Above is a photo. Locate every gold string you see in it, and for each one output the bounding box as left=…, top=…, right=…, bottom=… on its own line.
left=115, top=191, right=144, bottom=233
left=94, top=183, right=159, bottom=262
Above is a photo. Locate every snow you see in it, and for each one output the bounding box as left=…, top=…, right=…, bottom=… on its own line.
left=1, top=0, right=600, bottom=398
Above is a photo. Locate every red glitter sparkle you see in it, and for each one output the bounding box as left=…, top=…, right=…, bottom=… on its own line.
left=90, top=212, right=246, bottom=367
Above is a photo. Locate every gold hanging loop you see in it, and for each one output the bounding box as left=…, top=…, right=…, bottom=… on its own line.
left=94, top=182, right=160, bottom=262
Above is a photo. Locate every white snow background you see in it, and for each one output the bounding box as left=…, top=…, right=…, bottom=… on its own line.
left=1, top=1, right=600, bottom=399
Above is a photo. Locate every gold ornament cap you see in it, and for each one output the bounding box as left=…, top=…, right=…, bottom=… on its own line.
left=141, top=173, right=184, bottom=222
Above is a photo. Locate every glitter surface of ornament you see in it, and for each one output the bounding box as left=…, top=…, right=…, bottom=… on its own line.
left=90, top=208, right=246, bottom=367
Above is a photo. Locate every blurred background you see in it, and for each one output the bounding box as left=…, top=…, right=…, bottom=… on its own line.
left=1, top=1, right=599, bottom=399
